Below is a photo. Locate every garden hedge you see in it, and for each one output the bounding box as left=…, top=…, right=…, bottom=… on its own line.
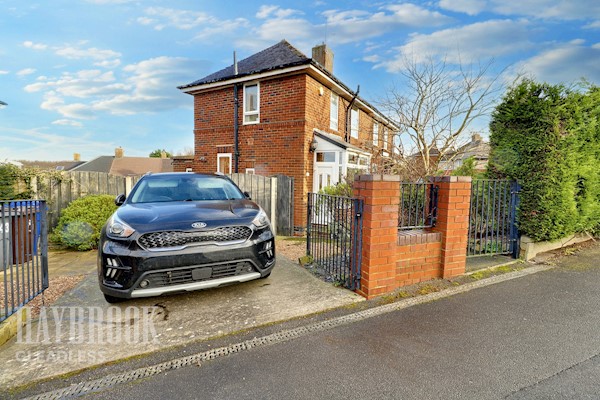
left=488, top=80, right=600, bottom=241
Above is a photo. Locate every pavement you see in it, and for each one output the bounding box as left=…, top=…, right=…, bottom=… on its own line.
left=77, top=240, right=600, bottom=400
left=0, top=247, right=363, bottom=391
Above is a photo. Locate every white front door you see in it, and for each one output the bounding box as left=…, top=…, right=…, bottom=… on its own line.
left=313, top=151, right=340, bottom=193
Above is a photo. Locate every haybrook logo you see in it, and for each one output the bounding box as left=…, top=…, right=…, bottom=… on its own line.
left=16, top=306, right=160, bottom=345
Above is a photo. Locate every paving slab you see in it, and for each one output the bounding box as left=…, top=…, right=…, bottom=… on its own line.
left=0, top=254, right=363, bottom=390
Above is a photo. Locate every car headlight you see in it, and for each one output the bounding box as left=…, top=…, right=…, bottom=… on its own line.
left=252, top=209, right=270, bottom=229
left=107, top=214, right=135, bottom=238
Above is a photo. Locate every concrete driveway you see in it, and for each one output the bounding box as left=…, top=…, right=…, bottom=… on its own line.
left=0, top=250, right=363, bottom=390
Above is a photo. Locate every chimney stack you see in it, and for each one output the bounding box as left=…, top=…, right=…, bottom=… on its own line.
left=160, top=150, right=167, bottom=159
left=115, top=147, right=124, bottom=158
left=312, top=43, right=334, bottom=73
left=472, top=133, right=482, bottom=143
left=73, top=153, right=81, bottom=162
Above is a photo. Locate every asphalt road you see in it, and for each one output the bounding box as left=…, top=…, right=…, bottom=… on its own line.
left=67, top=243, right=600, bottom=400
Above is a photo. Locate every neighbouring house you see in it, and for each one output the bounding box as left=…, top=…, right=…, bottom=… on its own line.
left=177, top=40, right=399, bottom=231
left=439, top=133, right=490, bottom=173
left=18, top=153, right=86, bottom=171
left=71, top=147, right=173, bottom=176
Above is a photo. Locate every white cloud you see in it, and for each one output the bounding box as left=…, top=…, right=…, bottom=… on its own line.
left=513, top=41, right=600, bottom=84
left=380, top=19, right=533, bottom=71
left=0, top=70, right=9, bottom=75
left=241, top=3, right=452, bottom=52
left=23, top=41, right=48, bottom=50
left=54, top=43, right=121, bottom=67
left=17, top=68, right=36, bottom=77
left=441, top=0, right=600, bottom=20
left=138, top=6, right=249, bottom=36
left=52, top=119, right=83, bottom=127
left=584, top=20, right=600, bottom=29
left=0, top=126, right=116, bottom=161
left=256, top=5, right=300, bottom=19
left=24, top=57, right=208, bottom=120
left=321, top=4, right=451, bottom=44
left=492, top=0, right=600, bottom=20
left=85, top=0, right=133, bottom=4
left=438, top=0, right=486, bottom=15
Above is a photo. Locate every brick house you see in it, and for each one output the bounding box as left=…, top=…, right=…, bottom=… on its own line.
left=177, top=40, right=398, bottom=231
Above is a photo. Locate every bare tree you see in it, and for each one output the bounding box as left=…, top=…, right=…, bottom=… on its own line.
left=380, top=56, right=503, bottom=178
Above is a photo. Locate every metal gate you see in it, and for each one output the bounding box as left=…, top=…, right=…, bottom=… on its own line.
left=1, top=200, right=49, bottom=322
left=467, top=179, right=520, bottom=258
left=306, top=193, right=363, bottom=290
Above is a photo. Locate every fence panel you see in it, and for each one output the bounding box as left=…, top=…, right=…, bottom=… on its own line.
left=1, top=200, right=48, bottom=323
left=306, top=193, right=363, bottom=290
left=398, top=182, right=438, bottom=230
left=228, top=173, right=272, bottom=218
left=275, top=175, right=294, bottom=236
left=468, top=179, right=520, bottom=257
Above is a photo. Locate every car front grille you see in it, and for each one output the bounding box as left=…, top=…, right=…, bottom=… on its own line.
left=138, top=226, right=252, bottom=250
left=140, top=261, right=255, bottom=288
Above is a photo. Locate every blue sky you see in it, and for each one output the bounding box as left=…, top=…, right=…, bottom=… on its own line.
left=1, top=0, right=599, bottom=162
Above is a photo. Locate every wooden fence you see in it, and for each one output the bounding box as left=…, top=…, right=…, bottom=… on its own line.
left=31, top=171, right=294, bottom=235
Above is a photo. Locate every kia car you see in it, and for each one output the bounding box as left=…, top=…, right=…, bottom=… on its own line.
left=97, top=172, right=275, bottom=303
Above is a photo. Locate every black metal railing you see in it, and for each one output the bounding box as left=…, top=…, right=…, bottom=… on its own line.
left=306, top=193, right=363, bottom=290
left=1, top=200, right=49, bottom=322
left=467, top=180, right=520, bottom=258
left=398, top=182, right=439, bottom=230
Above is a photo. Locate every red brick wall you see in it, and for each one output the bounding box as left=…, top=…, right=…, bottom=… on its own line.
left=353, top=174, right=471, bottom=299
left=187, top=71, right=397, bottom=231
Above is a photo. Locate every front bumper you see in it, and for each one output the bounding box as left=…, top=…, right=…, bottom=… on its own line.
left=98, top=228, right=275, bottom=299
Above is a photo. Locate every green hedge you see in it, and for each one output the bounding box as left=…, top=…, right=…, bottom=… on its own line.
left=489, top=80, right=600, bottom=241
left=51, top=195, right=118, bottom=251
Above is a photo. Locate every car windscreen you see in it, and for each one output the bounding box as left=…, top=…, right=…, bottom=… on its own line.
left=129, top=176, right=245, bottom=203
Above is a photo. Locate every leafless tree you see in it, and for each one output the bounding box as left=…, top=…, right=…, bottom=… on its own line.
left=380, top=56, right=503, bottom=178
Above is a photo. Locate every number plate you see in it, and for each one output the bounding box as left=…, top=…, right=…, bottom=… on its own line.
left=192, top=268, right=212, bottom=281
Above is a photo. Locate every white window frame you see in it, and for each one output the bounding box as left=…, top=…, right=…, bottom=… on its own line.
left=393, top=133, right=400, bottom=155
left=217, top=153, right=232, bottom=174
left=383, top=127, right=389, bottom=151
left=330, top=92, right=339, bottom=131
left=243, top=82, right=260, bottom=125
left=372, top=122, right=379, bottom=147
left=350, top=108, right=359, bottom=139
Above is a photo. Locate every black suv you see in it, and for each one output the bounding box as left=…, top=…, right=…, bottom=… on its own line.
left=98, top=173, right=275, bottom=303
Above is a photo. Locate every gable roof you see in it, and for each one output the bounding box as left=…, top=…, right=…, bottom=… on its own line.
left=179, top=40, right=311, bottom=89
left=71, top=156, right=173, bottom=176
left=179, top=40, right=400, bottom=131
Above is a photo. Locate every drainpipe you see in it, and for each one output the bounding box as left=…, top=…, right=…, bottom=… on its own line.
left=345, top=85, right=360, bottom=142
left=233, top=51, right=239, bottom=173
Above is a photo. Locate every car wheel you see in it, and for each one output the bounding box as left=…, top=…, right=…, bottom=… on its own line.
left=103, top=293, right=127, bottom=303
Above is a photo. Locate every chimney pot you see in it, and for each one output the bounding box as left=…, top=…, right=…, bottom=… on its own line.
left=312, top=43, right=334, bottom=73
left=115, top=147, right=124, bottom=158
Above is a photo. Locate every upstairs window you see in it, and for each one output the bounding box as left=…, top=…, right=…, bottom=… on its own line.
left=350, top=108, right=359, bottom=139
left=393, top=133, right=401, bottom=154
left=383, top=128, right=389, bottom=151
left=330, top=92, right=339, bottom=131
left=372, top=122, right=379, bottom=147
left=243, top=83, right=259, bottom=124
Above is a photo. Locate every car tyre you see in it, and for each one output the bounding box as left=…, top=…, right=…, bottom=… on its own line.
left=103, top=293, right=127, bottom=303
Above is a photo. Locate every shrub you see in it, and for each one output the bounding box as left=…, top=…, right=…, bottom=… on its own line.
left=318, top=182, right=352, bottom=197
left=51, top=195, right=117, bottom=250
left=489, top=79, right=600, bottom=241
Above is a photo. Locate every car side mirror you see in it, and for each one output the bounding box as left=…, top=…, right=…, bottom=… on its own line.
left=115, top=194, right=126, bottom=206
left=243, top=191, right=251, bottom=200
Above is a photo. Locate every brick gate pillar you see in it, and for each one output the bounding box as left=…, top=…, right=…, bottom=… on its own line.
left=430, top=176, right=472, bottom=278
left=352, top=175, right=401, bottom=299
